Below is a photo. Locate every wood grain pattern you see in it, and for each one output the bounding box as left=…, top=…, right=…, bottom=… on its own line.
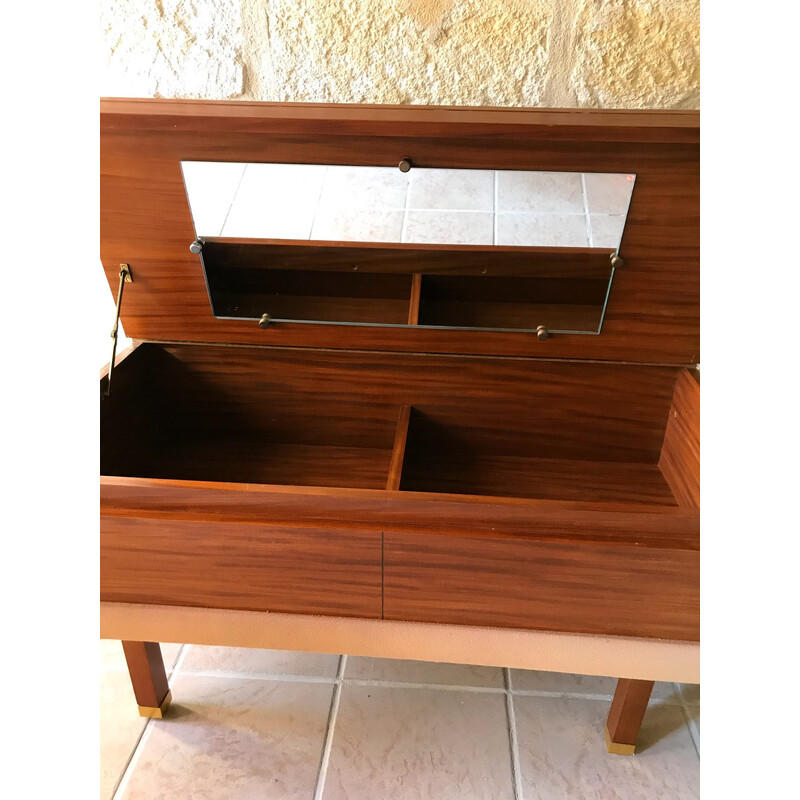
left=606, top=679, right=655, bottom=748
left=399, top=452, right=677, bottom=505
left=102, top=517, right=382, bottom=617
left=386, top=406, right=411, bottom=491
left=383, top=531, right=699, bottom=640
left=121, top=641, right=170, bottom=708
left=101, top=343, right=681, bottom=472
left=101, top=478, right=699, bottom=551
left=202, top=238, right=613, bottom=277
left=100, top=99, right=699, bottom=365
left=659, top=368, right=700, bottom=508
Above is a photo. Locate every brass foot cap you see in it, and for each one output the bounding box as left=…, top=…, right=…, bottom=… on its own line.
left=604, top=725, right=636, bottom=756
left=138, top=690, right=172, bottom=719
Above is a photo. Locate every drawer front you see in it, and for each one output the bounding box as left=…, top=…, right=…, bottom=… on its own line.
left=101, top=517, right=382, bottom=618
left=384, top=532, right=699, bottom=641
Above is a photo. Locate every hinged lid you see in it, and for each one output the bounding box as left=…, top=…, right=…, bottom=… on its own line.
left=100, top=99, right=699, bottom=365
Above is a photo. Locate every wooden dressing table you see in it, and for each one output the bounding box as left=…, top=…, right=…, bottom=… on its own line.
left=100, top=99, right=699, bottom=754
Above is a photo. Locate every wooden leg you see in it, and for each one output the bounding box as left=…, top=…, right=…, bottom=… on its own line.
left=121, top=641, right=172, bottom=719
left=605, top=678, right=654, bottom=755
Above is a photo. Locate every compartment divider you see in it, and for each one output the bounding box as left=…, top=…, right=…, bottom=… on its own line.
left=407, top=274, right=422, bottom=325
left=386, top=405, right=412, bottom=491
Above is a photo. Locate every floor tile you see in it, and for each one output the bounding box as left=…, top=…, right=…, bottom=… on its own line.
left=119, top=674, right=333, bottom=800
left=100, top=668, right=148, bottom=800
left=510, top=669, right=617, bottom=696
left=181, top=161, right=246, bottom=237
left=318, top=165, right=409, bottom=210
left=324, top=684, right=515, bottom=799
left=407, top=168, right=494, bottom=211
left=345, top=656, right=504, bottom=688
left=310, top=206, right=404, bottom=242
left=180, top=645, right=339, bottom=678
left=514, top=695, right=699, bottom=800
left=583, top=172, right=636, bottom=216
left=680, top=683, right=700, bottom=706
left=589, top=214, right=627, bottom=249
left=403, top=210, right=494, bottom=245
left=221, top=163, right=326, bottom=239
left=509, top=671, right=679, bottom=703
left=497, top=171, right=584, bottom=213
left=100, top=641, right=183, bottom=673
left=496, top=213, right=589, bottom=247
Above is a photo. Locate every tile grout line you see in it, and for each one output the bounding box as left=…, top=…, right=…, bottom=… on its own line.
left=110, top=645, right=191, bottom=799
left=111, top=718, right=155, bottom=800
left=675, top=683, right=700, bottom=758
left=503, top=668, right=526, bottom=800
left=313, top=654, right=347, bottom=800
left=400, top=171, right=412, bottom=243
left=308, top=165, right=329, bottom=240
left=218, top=163, right=248, bottom=237
left=493, top=170, right=499, bottom=245
left=580, top=173, right=593, bottom=247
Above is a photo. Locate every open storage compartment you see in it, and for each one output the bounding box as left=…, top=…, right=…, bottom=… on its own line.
left=102, top=342, right=697, bottom=511
left=197, top=238, right=615, bottom=334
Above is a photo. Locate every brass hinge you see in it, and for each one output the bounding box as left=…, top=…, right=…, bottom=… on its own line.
left=104, top=263, right=132, bottom=397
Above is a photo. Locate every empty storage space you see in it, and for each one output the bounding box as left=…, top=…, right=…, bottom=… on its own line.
left=398, top=406, right=678, bottom=505
left=101, top=344, right=401, bottom=489
left=102, top=344, right=691, bottom=507
left=417, top=274, right=611, bottom=332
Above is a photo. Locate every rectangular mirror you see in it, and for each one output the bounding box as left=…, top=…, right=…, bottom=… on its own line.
left=181, top=162, right=635, bottom=335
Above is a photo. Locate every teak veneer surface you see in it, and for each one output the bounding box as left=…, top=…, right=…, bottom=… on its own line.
left=659, top=369, right=700, bottom=508
left=102, top=517, right=382, bottom=618
left=100, top=99, right=699, bottom=365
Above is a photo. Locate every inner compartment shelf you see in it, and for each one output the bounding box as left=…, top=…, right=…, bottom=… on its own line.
left=101, top=343, right=692, bottom=507
left=198, top=238, right=614, bottom=333
left=417, top=275, right=610, bottom=332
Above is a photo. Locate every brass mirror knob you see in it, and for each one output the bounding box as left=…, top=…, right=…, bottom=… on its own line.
left=610, top=254, right=623, bottom=268
left=537, top=325, right=549, bottom=341
left=398, top=158, right=412, bottom=173
left=259, top=314, right=271, bottom=329
left=189, top=238, right=204, bottom=254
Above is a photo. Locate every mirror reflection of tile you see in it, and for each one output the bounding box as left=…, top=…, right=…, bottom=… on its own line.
left=182, top=163, right=635, bottom=249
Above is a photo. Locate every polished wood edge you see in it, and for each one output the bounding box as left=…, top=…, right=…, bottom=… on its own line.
left=99, top=475, right=697, bottom=519
left=604, top=726, right=636, bottom=756
left=205, top=237, right=613, bottom=257
left=386, top=405, right=411, bottom=491
left=100, top=97, right=699, bottom=134
left=137, top=690, right=172, bottom=719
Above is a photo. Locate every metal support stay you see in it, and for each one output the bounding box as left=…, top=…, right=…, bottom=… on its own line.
left=105, top=263, right=132, bottom=397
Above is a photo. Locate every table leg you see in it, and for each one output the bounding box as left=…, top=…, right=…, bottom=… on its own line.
left=605, top=678, right=654, bottom=755
left=121, top=641, right=172, bottom=719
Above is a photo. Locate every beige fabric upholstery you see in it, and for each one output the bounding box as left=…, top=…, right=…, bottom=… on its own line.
left=101, top=603, right=699, bottom=683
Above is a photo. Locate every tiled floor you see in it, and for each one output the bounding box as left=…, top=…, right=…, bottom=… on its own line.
left=181, top=162, right=635, bottom=249
left=101, top=643, right=699, bottom=799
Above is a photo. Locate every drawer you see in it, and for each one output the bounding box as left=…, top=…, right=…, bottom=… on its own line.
left=101, top=517, right=382, bottom=618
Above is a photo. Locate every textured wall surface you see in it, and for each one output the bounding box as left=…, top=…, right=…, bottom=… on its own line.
left=100, top=0, right=699, bottom=109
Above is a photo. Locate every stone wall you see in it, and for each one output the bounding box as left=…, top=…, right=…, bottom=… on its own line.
left=101, top=0, right=699, bottom=109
